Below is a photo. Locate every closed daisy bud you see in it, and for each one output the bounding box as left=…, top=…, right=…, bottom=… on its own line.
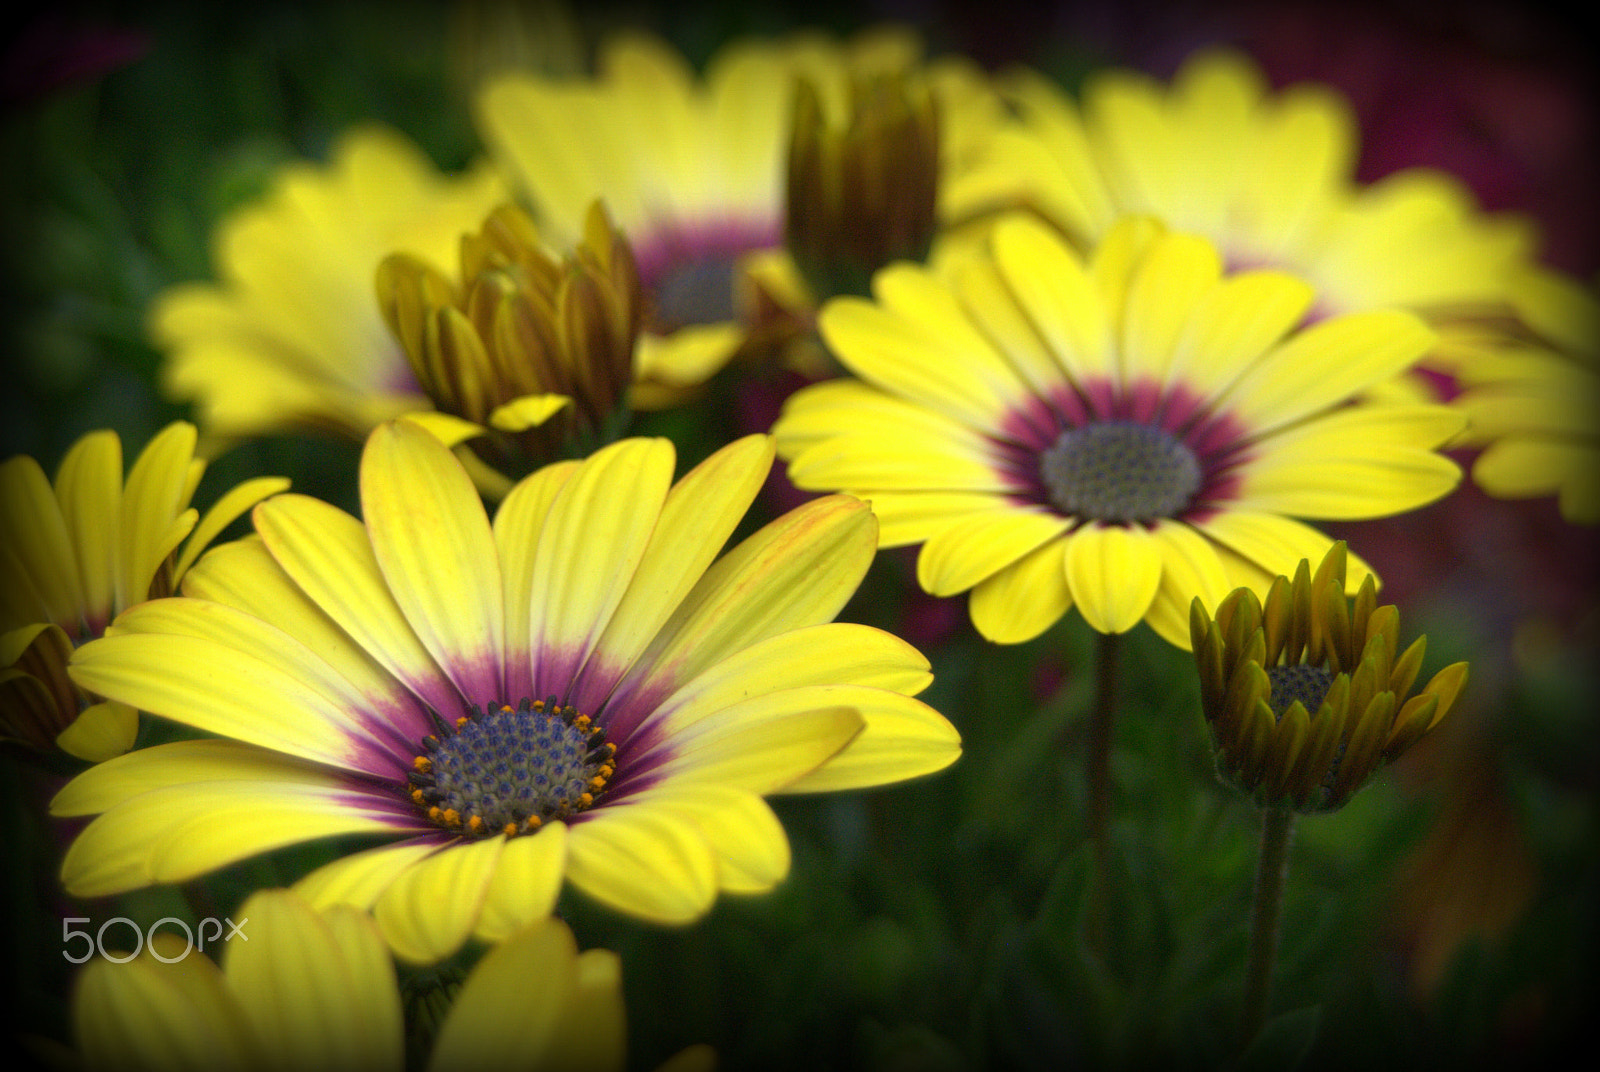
left=1189, top=540, right=1468, bottom=812
left=376, top=201, right=641, bottom=485
left=786, top=69, right=941, bottom=302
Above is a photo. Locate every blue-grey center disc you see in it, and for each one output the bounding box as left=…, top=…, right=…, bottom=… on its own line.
left=1266, top=663, right=1335, bottom=719
left=1039, top=421, right=1202, bottom=522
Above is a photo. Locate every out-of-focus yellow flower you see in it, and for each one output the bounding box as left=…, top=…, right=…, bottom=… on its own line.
left=474, top=26, right=1007, bottom=403
left=376, top=200, right=640, bottom=488
left=70, top=887, right=713, bottom=1072
left=946, top=48, right=1536, bottom=385
left=1189, top=541, right=1468, bottom=812
left=151, top=126, right=507, bottom=448
left=0, top=422, right=284, bottom=762
left=1454, top=265, right=1600, bottom=524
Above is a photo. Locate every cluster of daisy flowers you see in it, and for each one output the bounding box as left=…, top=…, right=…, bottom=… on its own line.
left=3, top=15, right=1585, bottom=1068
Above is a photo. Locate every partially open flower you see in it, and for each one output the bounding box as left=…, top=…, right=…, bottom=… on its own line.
left=376, top=201, right=641, bottom=487
left=0, top=422, right=285, bottom=763
left=475, top=27, right=1009, bottom=405
left=1189, top=541, right=1468, bottom=812
left=786, top=69, right=941, bottom=303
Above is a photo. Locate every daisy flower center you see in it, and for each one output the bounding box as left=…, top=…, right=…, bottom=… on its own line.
left=1039, top=421, right=1203, bottom=523
left=1266, top=664, right=1335, bottom=718
left=408, top=697, right=616, bottom=838
left=653, top=254, right=741, bottom=331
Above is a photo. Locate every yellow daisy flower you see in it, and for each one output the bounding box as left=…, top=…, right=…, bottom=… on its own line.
left=1454, top=265, right=1600, bottom=524
left=151, top=125, right=507, bottom=446
left=1189, top=541, right=1468, bottom=813
left=473, top=27, right=1004, bottom=404
left=56, top=421, right=958, bottom=963
left=773, top=214, right=1464, bottom=648
left=1, top=422, right=285, bottom=762
left=70, top=887, right=712, bottom=1072
left=945, top=48, right=1536, bottom=379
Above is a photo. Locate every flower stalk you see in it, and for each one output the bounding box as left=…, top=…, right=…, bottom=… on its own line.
left=1241, top=804, right=1296, bottom=1048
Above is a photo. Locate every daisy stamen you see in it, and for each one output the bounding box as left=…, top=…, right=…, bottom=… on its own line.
left=408, top=696, right=616, bottom=838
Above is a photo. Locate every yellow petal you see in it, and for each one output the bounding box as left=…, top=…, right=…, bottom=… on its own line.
left=1221, top=310, right=1436, bottom=435
left=472, top=822, right=569, bottom=943
left=493, top=459, right=582, bottom=688
left=293, top=840, right=444, bottom=913
left=968, top=537, right=1074, bottom=644
left=397, top=410, right=491, bottom=449
left=54, top=699, right=138, bottom=762
left=1196, top=512, right=1372, bottom=596
left=777, top=689, right=960, bottom=794
left=73, top=944, right=255, bottom=1072
left=374, top=835, right=505, bottom=964
left=427, top=917, right=606, bottom=1072
left=62, top=779, right=410, bottom=898
left=51, top=737, right=345, bottom=818
left=626, top=781, right=790, bottom=893
left=362, top=420, right=504, bottom=704
left=642, top=700, right=865, bottom=795
left=254, top=493, right=455, bottom=713
left=1118, top=231, right=1223, bottom=387
left=486, top=392, right=574, bottom=432
left=1062, top=523, right=1163, bottom=634
left=605, top=495, right=876, bottom=740
left=1239, top=410, right=1463, bottom=519
left=119, top=422, right=201, bottom=611
left=818, top=289, right=1017, bottom=429
left=783, top=419, right=1009, bottom=493
left=105, top=597, right=414, bottom=766
left=0, top=453, right=83, bottom=626
left=851, top=489, right=1015, bottom=549
left=563, top=806, right=719, bottom=924
left=571, top=437, right=773, bottom=709
left=178, top=538, right=423, bottom=743
left=527, top=438, right=675, bottom=697
left=643, top=622, right=932, bottom=737
left=1140, top=521, right=1233, bottom=651
left=1165, top=270, right=1314, bottom=400
left=916, top=508, right=1072, bottom=597
left=225, top=890, right=403, bottom=1072
left=69, top=629, right=399, bottom=776
left=53, top=429, right=122, bottom=629
left=171, top=475, right=289, bottom=582
left=991, top=214, right=1114, bottom=386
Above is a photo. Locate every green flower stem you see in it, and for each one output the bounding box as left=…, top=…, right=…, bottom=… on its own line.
left=1085, top=628, right=1120, bottom=951
left=1241, top=804, right=1297, bottom=1048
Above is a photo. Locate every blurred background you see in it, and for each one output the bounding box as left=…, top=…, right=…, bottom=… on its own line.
left=3, top=1, right=1595, bottom=1068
